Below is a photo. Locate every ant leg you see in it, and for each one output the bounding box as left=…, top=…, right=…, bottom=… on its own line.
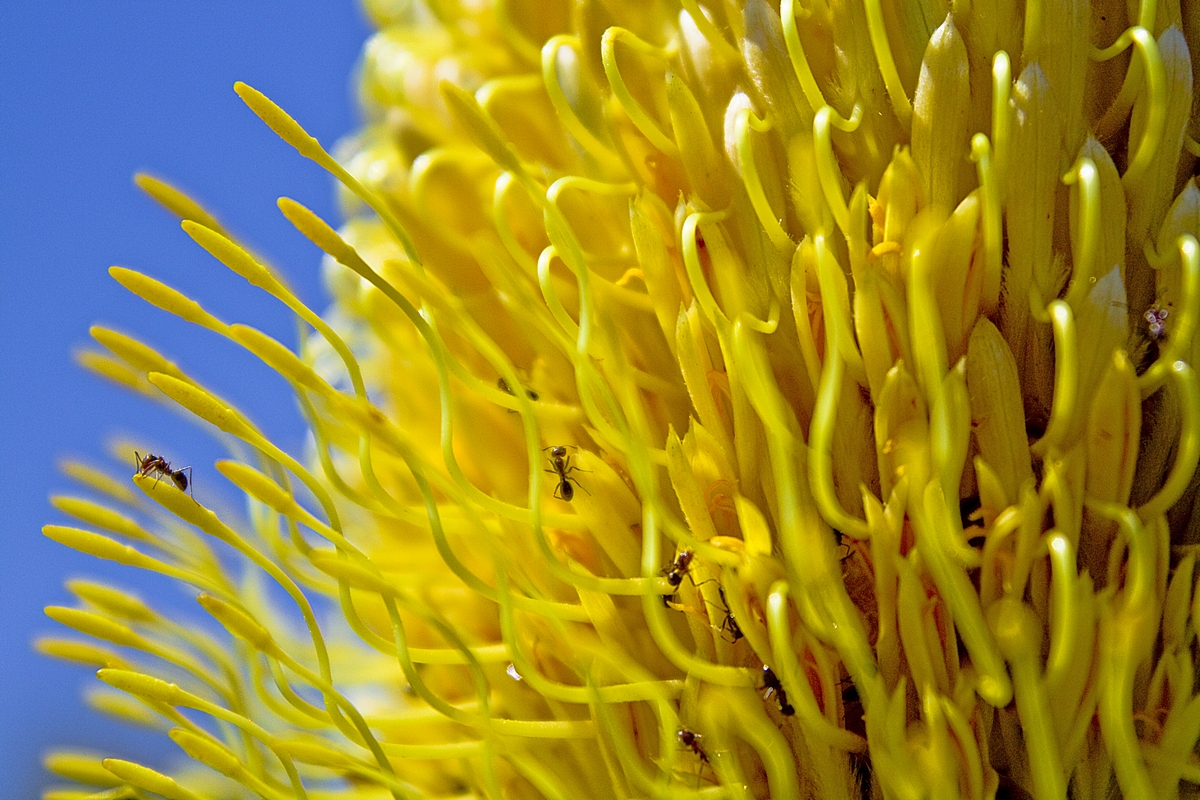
left=562, top=456, right=591, bottom=474
left=566, top=476, right=590, bottom=496
left=182, top=466, right=194, bottom=498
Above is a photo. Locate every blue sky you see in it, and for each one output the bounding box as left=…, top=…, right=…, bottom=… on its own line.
left=0, top=3, right=372, bottom=793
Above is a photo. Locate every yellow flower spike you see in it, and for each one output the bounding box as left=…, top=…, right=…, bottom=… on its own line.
left=640, top=529, right=756, bottom=688
left=666, top=429, right=722, bottom=546
left=1162, top=552, right=1194, bottom=651
left=145, top=373, right=348, bottom=523
left=1128, top=27, right=1191, bottom=244
left=893, top=554, right=942, bottom=696
left=132, top=472, right=337, bottom=660
left=969, top=135, right=1003, bottom=316
left=911, top=14, right=970, bottom=214
left=917, top=480, right=1012, bottom=707
left=107, top=267, right=228, bottom=334
left=44, top=752, right=124, bottom=788
left=910, top=684, right=960, bottom=800
left=1062, top=156, right=1100, bottom=308
left=88, top=327, right=190, bottom=384
left=601, top=28, right=679, bottom=158
left=938, top=695, right=988, bottom=800
left=679, top=0, right=741, bottom=66
left=537, top=246, right=582, bottom=340
left=808, top=240, right=870, bottom=538
left=182, top=220, right=372, bottom=389
left=133, top=173, right=227, bottom=236
left=1142, top=235, right=1200, bottom=394
left=86, top=689, right=168, bottom=731
left=141, top=370, right=252, bottom=442
left=1073, top=137, right=1129, bottom=283
left=168, top=729, right=282, bottom=800
left=929, top=367, right=977, bottom=565
left=864, top=487, right=906, bottom=689
left=234, top=81, right=420, bottom=264
left=1001, top=62, right=1060, bottom=379
left=1138, top=361, right=1200, bottom=520
left=100, top=760, right=205, bottom=800
left=228, top=324, right=337, bottom=400
left=765, top=590, right=868, bottom=759
left=681, top=209, right=731, bottom=328
left=74, top=351, right=153, bottom=397
left=1154, top=691, right=1200, bottom=796
left=42, top=525, right=223, bottom=595
left=44, top=1, right=1200, bottom=795
left=50, top=490, right=221, bottom=578
left=1098, top=28, right=1167, bottom=193
left=196, top=594, right=417, bottom=787
left=37, top=639, right=127, bottom=670
left=67, top=582, right=156, bottom=626
left=988, top=51, right=1011, bottom=202
left=540, top=36, right=625, bottom=175
left=852, top=258, right=893, bottom=402
left=861, top=0, right=913, bottom=127
left=58, top=460, right=136, bottom=505
left=49, top=497, right=155, bottom=545
left=1069, top=264, right=1129, bottom=422
left=1029, top=301, right=1079, bottom=458
left=778, top=0, right=823, bottom=116
left=966, top=319, right=1034, bottom=503
left=195, top=594, right=285, bottom=662
left=42, top=608, right=154, bottom=662
left=736, top=106, right=793, bottom=248
left=812, top=105, right=863, bottom=239
left=1082, top=349, right=1140, bottom=568
left=787, top=239, right=823, bottom=394
left=1043, top=532, right=1082, bottom=693
left=214, top=462, right=368, bottom=561
left=98, top=669, right=310, bottom=797
left=715, top=687, right=803, bottom=800
left=874, top=361, right=930, bottom=503
left=478, top=75, right=574, bottom=169
left=988, top=596, right=1067, bottom=800
left=667, top=71, right=731, bottom=211
left=740, top=0, right=813, bottom=140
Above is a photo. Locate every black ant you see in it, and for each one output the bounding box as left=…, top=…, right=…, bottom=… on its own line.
left=659, top=549, right=696, bottom=603
left=134, top=451, right=193, bottom=497
left=761, top=665, right=795, bottom=716
left=498, top=377, right=539, bottom=412
left=544, top=445, right=589, bottom=502
left=714, top=587, right=743, bottom=643
left=677, top=728, right=709, bottom=763
left=662, top=550, right=695, bottom=589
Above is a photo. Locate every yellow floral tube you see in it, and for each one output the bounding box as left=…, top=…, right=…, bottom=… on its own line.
left=43, top=0, right=1200, bottom=798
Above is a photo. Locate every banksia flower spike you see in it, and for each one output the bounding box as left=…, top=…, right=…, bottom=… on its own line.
left=42, top=0, right=1200, bottom=798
